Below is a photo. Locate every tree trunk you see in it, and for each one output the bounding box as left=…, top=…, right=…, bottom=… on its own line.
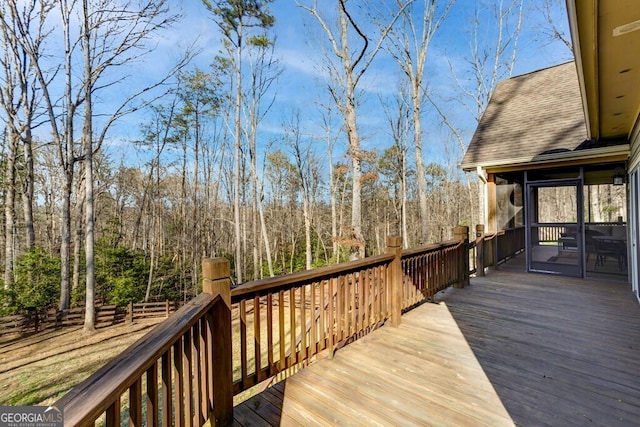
left=21, top=130, right=35, bottom=250
left=345, top=100, right=364, bottom=258
left=59, top=174, right=73, bottom=310
left=82, top=0, right=95, bottom=332
left=232, top=23, right=244, bottom=284
left=4, top=131, right=17, bottom=290
left=413, top=95, right=429, bottom=244
left=72, top=170, right=86, bottom=293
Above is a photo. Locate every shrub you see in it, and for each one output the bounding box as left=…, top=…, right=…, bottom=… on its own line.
left=13, top=248, right=60, bottom=313
left=95, top=243, right=148, bottom=305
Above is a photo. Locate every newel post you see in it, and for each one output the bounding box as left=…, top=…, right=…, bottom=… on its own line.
left=202, top=258, right=233, bottom=426
left=476, top=224, right=485, bottom=277
left=386, top=236, right=403, bottom=327
left=453, top=226, right=470, bottom=288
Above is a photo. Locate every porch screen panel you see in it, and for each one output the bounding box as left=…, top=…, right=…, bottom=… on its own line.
left=527, top=183, right=583, bottom=277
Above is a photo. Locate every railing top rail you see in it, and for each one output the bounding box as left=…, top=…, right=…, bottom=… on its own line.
left=231, top=253, right=395, bottom=301
left=55, top=292, right=220, bottom=426
left=401, top=239, right=461, bottom=258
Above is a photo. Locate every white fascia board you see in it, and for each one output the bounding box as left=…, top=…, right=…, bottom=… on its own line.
left=460, top=144, right=630, bottom=173
left=565, top=0, right=594, bottom=140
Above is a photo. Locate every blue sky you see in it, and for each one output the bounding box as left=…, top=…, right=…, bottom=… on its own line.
left=104, top=0, right=573, bottom=171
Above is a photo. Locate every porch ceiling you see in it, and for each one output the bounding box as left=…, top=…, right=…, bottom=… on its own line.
left=568, top=0, right=640, bottom=140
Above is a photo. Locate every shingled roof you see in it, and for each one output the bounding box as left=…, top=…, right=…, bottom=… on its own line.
left=461, top=62, right=589, bottom=171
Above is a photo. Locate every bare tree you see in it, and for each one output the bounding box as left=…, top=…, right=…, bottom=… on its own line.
left=284, top=111, right=319, bottom=270
left=539, top=0, right=572, bottom=52
left=450, top=0, right=524, bottom=121
left=385, top=0, right=454, bottom=245
left=435, top=0, right=524, bottom=229
left=318, top=104, right=342, bottom=261
left=3, top=0, right=80, bottom=310
left=73, top=0, right=187, bottom=330
left=381, top=85, right=411, bottom=247
left=0, top=1, right=46, bottom=289
left=245, top=38, right=281, bottom=278
left=298, top=0, right=412, bottom=258
left=203, top=0, right=275, bottom=283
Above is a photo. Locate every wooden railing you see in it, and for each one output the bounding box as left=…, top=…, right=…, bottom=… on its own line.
left=55, top=230, right=472, bottom=426
left=474, top=225, right=525, bottom=276
left=400, top=236, right=467, bottom=311
left=536, top=224, right=565, bottom=243
left=229, top=251, right=396, bottom=394
left=496, top=226, right=526, bottom=263
left=54, top=259, right=232, bottom=426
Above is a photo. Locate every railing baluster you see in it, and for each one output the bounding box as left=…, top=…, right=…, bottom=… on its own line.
left=240, top=299, right=248, bottom=387
left=205, top=311, right=214, bottom=416
left=381, top=265, right=387, bottom=318
left=428, top=253, right=434, bottom=298
left=254, top=295, right=261, bottom=381
left=129, top=378, right=142, bottom=427
left=371, top=267, right=378, bottom=322
left=146, top=362, right=158, bottom=427
left=267, top=293, right=274, bottom=376
left=192, top=323, right=202, bottom=427
left=199, top=316, right=209, bottom=423
left=350, top=273, right=356, bottom=336
left=319, top=279, right=326, bottom=351
left=421, top=254, right=425, bottom=300
left=344, top=275, right=350, bottom=339
left=278, top=290, right=286, bottom=370
left=368, top=267, right=374, bottom=327
left=310, top=282, right=317, bottom=356
left=162, top=350, right=172, bottom=426
left=105, top=397, right=120, bottom=427
left=183, top=328, right=193, bottom=427
left=336, top=276, right=344, bottom=342
left=289, top=287, right=297, bottom=365
left=300, top=285, right=307, bottom=361
left=328, top=277, right=335, bottom=353
left=173, top=339, right=184, bottom=427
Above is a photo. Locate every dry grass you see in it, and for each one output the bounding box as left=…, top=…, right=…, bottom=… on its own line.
left=0, top=319, right=163, bottom=406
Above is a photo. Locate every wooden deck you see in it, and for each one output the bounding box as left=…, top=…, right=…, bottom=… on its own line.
left=234, top=258, right=640, bottom=426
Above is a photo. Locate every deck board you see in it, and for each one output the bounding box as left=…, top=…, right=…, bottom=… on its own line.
left=234, top=260, right=640, bottom=426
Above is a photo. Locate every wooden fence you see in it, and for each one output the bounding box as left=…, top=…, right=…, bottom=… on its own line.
left=55, top=230, right=471, bottom=426
left=0, top=300, right=181, bottom=340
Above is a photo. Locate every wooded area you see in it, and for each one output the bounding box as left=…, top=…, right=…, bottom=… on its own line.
left=0, top=0, right=566, bottom=328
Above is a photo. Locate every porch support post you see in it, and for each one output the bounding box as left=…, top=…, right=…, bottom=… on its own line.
left=453, top=226, right=470, bottom=288
left=386, top=236, right=403, bottom=327
left=202, top=258, right=233, bottom=426
left=476, top=224, right=485, bottom=277
left=487, top=173, right=497, bottom=233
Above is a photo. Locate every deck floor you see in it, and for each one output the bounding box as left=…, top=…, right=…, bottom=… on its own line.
left=234, top=257, right=640, bottom=426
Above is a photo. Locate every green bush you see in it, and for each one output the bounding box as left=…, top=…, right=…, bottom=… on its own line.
left=95, top=243, right=148, bottom=305
left=13, top=248, right=60, bottom=313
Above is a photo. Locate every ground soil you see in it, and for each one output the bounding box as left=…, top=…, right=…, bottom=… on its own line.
left=0, top=319, right=163, bottom=406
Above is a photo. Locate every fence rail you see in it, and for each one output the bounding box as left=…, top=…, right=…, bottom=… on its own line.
left=0, top=300, right=181, bottom=340
left=55, top=230, right=472, bottom=426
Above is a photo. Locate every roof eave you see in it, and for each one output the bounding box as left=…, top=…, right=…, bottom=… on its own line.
left=460, top=144, right=630, bottom=173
